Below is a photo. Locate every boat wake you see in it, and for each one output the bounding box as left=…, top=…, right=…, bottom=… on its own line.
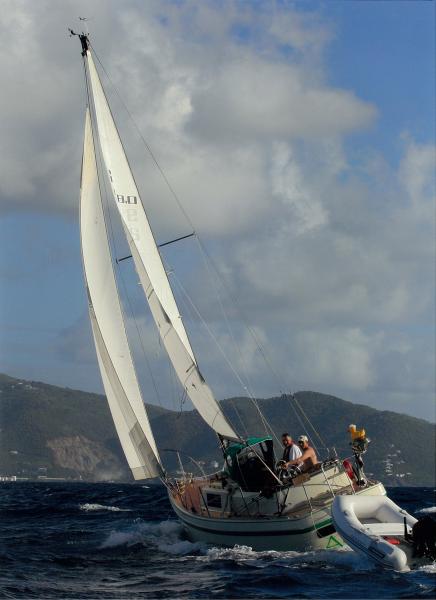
left=100, top=519, right=374, bottom=572
left=415, top=562, right=436, bottom=574
left=203, top=544, right=375, bottom=572
left=100, top=519, right=205, bottom=555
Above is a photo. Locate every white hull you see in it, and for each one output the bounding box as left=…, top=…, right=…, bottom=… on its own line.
left=169, top=469, right=386, bottom=552
left=332, top=494, right=418, bottom=571
left=170, top=496, right=340, bottom=551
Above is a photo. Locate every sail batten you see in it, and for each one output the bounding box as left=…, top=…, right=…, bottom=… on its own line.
left=80, top=109, right=162, bottom=480
left=85, top=50, right=238, bottom=440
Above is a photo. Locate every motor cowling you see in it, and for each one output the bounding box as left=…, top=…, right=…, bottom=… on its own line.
left=412, top=515, right=436, bottom=559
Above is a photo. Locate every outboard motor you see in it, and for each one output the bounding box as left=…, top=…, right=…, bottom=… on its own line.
left=412, top=515, right=436, bottom=560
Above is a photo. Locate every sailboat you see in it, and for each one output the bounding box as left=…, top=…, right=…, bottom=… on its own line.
left=73, top=31, right=430, bottom=559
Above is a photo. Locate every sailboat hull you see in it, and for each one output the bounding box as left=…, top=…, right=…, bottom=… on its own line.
left=169, top=480, right=386, bottom=552
left=170, top=498, right=337, bottom=551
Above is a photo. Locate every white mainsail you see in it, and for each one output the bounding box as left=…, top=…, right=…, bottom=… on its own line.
left=85, top=50, right=237, bottom=440
left=80, top=109, right=162, bottom=480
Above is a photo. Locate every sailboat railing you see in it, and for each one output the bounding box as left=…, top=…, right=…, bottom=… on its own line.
left=220, top=492, right=231, bottom=518
left=198, top=487, right=211, bottom=518
left=236, top=487, right=252, bottom=516
left=319, top=464, right=336, bottom=499
left=159, top=448, right=207, bottom=478
left=301, top=481, right=316, bottom=526
left=278, top=485, right=291, bottom=516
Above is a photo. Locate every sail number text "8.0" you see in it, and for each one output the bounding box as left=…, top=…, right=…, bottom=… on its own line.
left=117, top=195, right=138, bottom=204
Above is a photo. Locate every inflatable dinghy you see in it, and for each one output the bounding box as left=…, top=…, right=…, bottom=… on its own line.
left=332, top=495, right=419, bottom=572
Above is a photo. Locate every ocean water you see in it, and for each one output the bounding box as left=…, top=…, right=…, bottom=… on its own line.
left=0, top=483, right=434, bottom=599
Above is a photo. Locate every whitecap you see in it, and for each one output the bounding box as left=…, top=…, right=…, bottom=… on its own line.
left=206, top=544, right=285, bottom=561
left=203, top=544, right=374, bottom=572
left=416, top=562, right=436, bottom=574
left=99, top=519, right=199, bottom=553
left=100, top=529, right=144, bottom=548
left=156, top=520, right=184, bottom=537
left=416, top=506, right=436, bottom=514
left=305, top=548, right=375, bottom=571
left=79, top=503, right=131, bottom=513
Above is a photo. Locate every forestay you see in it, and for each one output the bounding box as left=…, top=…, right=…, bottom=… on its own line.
left=80, top=109, right=162, bottom=480
left=85, top=51, right=238, bottom=440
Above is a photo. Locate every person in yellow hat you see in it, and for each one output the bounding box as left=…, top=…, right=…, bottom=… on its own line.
left=348, top=424, right=369, bottom=453
left=348, top=424, right=366, bottom=441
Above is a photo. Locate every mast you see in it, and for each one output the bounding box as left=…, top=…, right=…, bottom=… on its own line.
left=75, top=33, right=239, bottom=441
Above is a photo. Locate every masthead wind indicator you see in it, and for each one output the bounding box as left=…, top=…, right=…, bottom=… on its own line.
left=68, top=28, right=89, bottom=55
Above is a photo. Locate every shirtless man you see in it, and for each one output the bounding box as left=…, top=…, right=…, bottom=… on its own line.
left=286, top=435, right=318, bottom=472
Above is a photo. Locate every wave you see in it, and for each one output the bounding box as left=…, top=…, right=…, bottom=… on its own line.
left=205, top=544, right=288, bottom=562
left=79, top=503, right=131, bottom=513
left=99, top=522, right=374, bottom=572
left=2, top=483, right=435, bottom=599
left=202, top=544, right=374, bottom=572
left=100, top=528, right=145, bottom=548
left=100, top=519, right=204, bottom=555
left=416, top=506, right=436, bottom=514
left=416, top=562, right=436, bottom=574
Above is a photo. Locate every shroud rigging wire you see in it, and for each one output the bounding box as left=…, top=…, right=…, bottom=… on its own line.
left=88, top=41, right=327, bottom=452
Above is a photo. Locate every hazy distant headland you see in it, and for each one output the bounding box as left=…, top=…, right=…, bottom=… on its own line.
left=0, top=373, right=434, bottom=486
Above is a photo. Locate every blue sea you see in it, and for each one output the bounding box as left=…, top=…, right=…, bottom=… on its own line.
left=0, top=483, right=434, bottom=599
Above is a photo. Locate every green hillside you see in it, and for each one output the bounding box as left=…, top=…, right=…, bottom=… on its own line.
left=0, top=373, right=434, bottom=485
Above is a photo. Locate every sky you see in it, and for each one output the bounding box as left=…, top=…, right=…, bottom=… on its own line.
left=0, top=0, right=434, bottom=423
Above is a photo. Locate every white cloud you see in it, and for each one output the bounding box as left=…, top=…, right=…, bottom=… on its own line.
left=294, top=327, right=377, bottom=391
left=399, top=138, right=435, bottom=214
left=195, top=133, right=435, bottom=419
left=187, top=57, right=376, bottom=143
left=0, top=0, right=376, bottom=237
left=270, top=141, right=328, bottom=233
left=0, top=1, right=434, bottom=421
left=268, top=6, right=334, bottom=55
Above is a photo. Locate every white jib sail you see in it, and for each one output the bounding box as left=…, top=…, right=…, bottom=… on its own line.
left=80, top=109, right=162, bottom=480
left=126, top=227, right=238, bottom=439
left=85, top=51, right=238, bottom=440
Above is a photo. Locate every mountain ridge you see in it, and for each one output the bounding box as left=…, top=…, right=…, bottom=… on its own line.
left=0, top=373, right=434, bottom=485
